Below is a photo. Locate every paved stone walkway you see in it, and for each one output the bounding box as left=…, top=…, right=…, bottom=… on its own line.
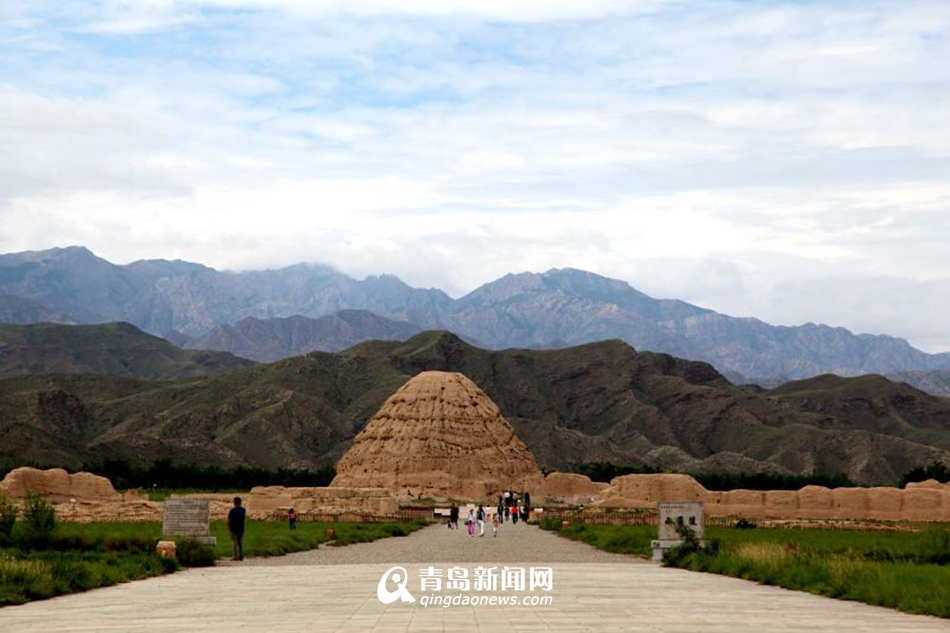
left=2, top=524, right=948, bottom=632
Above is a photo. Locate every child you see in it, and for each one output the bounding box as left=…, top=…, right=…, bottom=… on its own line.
left=492, top=512, right=499, bottom=537
left=466, top=509, right=476, bottom=537
left=288, top=507, right=297, bottom=530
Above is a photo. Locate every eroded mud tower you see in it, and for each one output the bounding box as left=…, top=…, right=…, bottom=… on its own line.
left=331, top=371, right=543, bottom=499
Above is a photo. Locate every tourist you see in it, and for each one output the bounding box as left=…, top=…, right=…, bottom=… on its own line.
left=228, top=496, right=246, bottom=561
left=521, top=505, right=529, bottom=523
left=504, top=506, right=510, bottom=522
left=288, top=507, right=297, bottom=531
left=511, top=505, right=519, bottom=525
left=450, top=504, right=459, bottom=530
left=492, top=512, right=499, bottom=537
left=477, top=505, right=486, bottom=537
left=466, top=509, right=476, bottom=537
left=497, top=497, right=504, bottom=524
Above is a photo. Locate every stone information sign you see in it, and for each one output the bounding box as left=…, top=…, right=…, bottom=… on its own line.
left=658, top=501, right=704, bottom=541
left=163, top=498, right=216, bottom=544
left=652, top=501, right=704, bottom=561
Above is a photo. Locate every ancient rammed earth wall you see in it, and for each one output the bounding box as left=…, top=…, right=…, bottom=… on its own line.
left=581, top=473, right=950, bottom=522
left=0, top=468, right=400, bottom=522
left=4, top=468, right=948, bottom=522
left=246, top=486, right=398, bottom=519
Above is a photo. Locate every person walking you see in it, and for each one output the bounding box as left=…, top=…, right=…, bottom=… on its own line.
left=466, top=509, right=476, bottom=537
left=450, top=504, right=459, bottom=530
left=476, top=505, right=486, bottom=537
left=497, top=497, right=504, bottom=525
left=492, top=512, right=499, bottom=537
left=228, top=496, right=246, bottom=561
left=288, top=507, right=297, bottom=530
left=511, top=504, right=519, bottom=525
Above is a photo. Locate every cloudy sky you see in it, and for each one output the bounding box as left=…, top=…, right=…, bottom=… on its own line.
left=1, top=1, right=949, bottom=351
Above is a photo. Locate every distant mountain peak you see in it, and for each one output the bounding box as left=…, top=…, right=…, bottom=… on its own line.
left=2, top=246, right=948, bottom=384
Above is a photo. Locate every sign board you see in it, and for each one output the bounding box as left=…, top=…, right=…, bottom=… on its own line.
left=163, top=498, right=211, bottom=538
left=658, top=501, right=704, bottom=541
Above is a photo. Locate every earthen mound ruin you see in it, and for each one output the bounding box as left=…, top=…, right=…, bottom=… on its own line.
left=331, top=371, right=544, bottom=499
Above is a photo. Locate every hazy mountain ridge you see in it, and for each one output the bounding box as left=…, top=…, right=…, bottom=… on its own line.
left=2, top=246, right=949, bottom=382
left=885, top=371, right=950, bottom=399
left=0, top=322, right=254, bottom=380
left=1, top=330, right=948, bottom=484
left=0, top=289, right=76, bottom=325
left=185, top=310, right=422, bottom=362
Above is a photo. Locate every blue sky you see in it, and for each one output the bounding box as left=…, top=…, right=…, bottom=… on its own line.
left=1, top=1, right=949, bottom=351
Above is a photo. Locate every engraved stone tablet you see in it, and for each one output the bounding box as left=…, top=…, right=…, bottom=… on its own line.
left=658, top=501, right=704, bottom=541
left=163, top=498, right=211, bottom=538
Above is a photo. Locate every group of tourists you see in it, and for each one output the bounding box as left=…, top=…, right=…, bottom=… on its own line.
left=446, top=490, right=532, bottom=538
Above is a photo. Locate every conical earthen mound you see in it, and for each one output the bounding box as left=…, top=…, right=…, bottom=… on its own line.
left=331, top=371, right=544, bottom=500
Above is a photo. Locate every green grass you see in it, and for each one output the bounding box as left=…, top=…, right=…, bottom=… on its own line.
left=541, top=519, right=950, bottom=619
left=1, top=518, right=426, bottom=607
left=540, top=518, right=655, bottom=557
left=1, top=521, right=176, bottom=606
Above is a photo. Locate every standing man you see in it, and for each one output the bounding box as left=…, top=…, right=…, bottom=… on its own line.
left=476, top=505, right=486, bottom=537
left=228, top=496, right=246, bottom=561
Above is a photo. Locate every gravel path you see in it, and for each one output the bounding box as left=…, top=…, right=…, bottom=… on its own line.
left=223, top=522, right=641, bottom=566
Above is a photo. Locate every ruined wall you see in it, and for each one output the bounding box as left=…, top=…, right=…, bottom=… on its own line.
left=0, top=467, right=125, bottom=503
left=541, top=472, right=609, bottom=504
left=570, top=473, right=950, bottom=522
left=246, top=486, right=399, bottom=519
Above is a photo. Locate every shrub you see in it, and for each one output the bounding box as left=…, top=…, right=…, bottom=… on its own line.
left=175, top=539, right=216, bottom=567
left=734, top=518, right=757, bottom=529
left=663, top=516, right=706, bottom=566
left=19, top=493, right=56, bottom=548
left=0, top=493, right=17, bottom=545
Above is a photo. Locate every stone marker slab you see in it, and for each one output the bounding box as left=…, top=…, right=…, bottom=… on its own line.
left=163, top=498, right=216, bottom=545
left=652, top=501, right=704, bottom=561
left=658, top=501, right=704, bottom=540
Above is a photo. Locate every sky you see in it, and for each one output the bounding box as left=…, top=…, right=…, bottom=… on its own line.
left=1, top=1, right=949, bottom=352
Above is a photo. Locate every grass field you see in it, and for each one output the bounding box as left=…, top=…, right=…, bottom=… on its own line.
left=1, top=518, right=426, bottom=606
left=541, top=518, right=950, bottom=619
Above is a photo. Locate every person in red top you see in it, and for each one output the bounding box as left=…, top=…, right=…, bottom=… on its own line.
left=288, top=507, right=298, bottom=531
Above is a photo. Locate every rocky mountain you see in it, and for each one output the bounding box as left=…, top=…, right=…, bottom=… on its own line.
left=0, top=246, right=449, bottom=338
left=185, top=310, right=422, bottom=362
left=2, top=246, right=949, bottom=382
left=886, top=371, right=950, bottom=398
left=0, top=289, right=75, bottom=325
left=0, top=322, right=253, bottom=381
left=1, top=330, right=947, bottom=484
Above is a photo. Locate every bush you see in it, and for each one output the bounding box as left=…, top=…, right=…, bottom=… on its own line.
left=175, top=539, right=216, bottom=567
left=735, top=518, right=757, bottom=529
left=0, top=493, right=17, bottom=545
left=19, top=493, right=56, bottom=548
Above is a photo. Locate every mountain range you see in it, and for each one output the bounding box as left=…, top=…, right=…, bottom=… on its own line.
left=2, top=246, right=949, bottom=383
left=0, top=325, right=947, bottom=484
left=184, top=310, right=422, bottom=362
left=0, top=322, right=253, bottom=381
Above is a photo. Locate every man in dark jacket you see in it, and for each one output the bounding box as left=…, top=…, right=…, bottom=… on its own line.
left=228, top=496, right=246, bottom=561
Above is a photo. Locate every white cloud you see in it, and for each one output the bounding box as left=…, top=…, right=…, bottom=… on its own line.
left=1, top=1, right=949, bottom=351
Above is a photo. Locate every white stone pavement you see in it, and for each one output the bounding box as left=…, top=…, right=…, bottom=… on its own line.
left=1, top=525, right=948, bottom=632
